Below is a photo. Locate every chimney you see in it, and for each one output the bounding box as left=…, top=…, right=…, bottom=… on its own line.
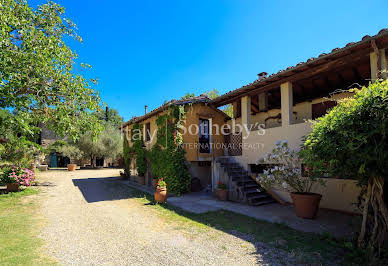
left=257, top=72, right=268, bottom=80
left=144, top=105, right=148, bottom=114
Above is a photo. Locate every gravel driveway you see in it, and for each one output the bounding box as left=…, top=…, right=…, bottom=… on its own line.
left=37, top=169, right=309, bottom=266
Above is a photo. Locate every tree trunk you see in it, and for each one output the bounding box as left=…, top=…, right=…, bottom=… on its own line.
left=91, top=155, right=95, bottom=168
left=358, top=178, right=372, bottom=247
left=370, top=177, right=388, bottom=251
left=358, top=177, right=388, bottom=254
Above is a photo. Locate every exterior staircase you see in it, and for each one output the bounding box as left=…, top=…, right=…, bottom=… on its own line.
left=215, top=157, right=276, bottom=206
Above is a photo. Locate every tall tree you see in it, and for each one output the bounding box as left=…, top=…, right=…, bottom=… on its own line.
left=0, top=0, right=103, bottom=140
left=180, top=93, right=195, bottom=100
left=95, top=107, right=123, bottom=128
left=205, top=89, right=233, bottom=118
left=179, top=90, right=233, bottom=117
left=76, top=123, right=122, bottom=167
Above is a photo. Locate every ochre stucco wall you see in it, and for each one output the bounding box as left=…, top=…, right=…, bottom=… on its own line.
left=123, top=103, right=228, bottom=162
left=182, top=103, right=227, bottom=162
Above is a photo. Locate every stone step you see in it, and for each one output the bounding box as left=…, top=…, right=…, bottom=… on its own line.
left=247, top=193, right=271, bottom=201
left=221, top=163, right=240, bottom=167
left=228, top=171, right=247, bottom=176
left=242, top=182, right=258, bottom=188
left=218, top=159, right=275, bottom=207
left=244, top=187, right=263, bottom=194
left=228, top=167, right=246, bottom=172
left=229, top=172, right=248, bottom=178
left=232, top=179, right=252, bottom=185
left=249, top=198, right=277, bottom=206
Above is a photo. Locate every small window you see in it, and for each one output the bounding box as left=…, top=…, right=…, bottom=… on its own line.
left=145, top=123, right=151, bottom=142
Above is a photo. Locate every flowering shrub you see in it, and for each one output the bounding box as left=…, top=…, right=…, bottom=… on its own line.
left=256, top=141, right=324, bottom=193
left=0, top=167, right=35, bottom=186
left=217, top=181, right=227, bottom=190
left=156, top=178, right=167, bottom=189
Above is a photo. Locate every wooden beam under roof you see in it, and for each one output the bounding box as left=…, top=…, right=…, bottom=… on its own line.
left=212, top=39, right=388, bottom=107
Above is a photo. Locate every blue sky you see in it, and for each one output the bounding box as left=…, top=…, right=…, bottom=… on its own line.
left=33, top=0, right=387, bottom=121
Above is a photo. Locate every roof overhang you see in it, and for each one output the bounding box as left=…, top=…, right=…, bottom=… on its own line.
left=211, top=29, right=388, bottom=107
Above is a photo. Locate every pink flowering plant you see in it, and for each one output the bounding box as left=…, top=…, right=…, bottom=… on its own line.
left=0, top=167, right=35, bottom=186
left=256, top=140, right=325, bottom=193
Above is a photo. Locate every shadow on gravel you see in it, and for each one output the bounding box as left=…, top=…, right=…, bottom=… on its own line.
left=72, top=176, right=348, bottom=265
left=72, top=177, right=129, bottom=203
left=131, top=189, right=348, bottom=265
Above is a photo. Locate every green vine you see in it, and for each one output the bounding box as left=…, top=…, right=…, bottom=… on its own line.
left=123, top=106, right=191, bottom=194
left=131, top=123, right=147, bottom=176
left=123, top=123, right=146, bottom=176
left=150, top=105, right=191, bottom=195
left=123, top=134, right=132, bottom=175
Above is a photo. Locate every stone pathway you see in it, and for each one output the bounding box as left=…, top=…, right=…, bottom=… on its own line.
left=167, top=192, right=357, bottom=238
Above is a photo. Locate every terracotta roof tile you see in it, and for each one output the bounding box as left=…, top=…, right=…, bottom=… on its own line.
left=211, top=28, right=388, bottom=106
left=121, top=95, right=212, bottom=128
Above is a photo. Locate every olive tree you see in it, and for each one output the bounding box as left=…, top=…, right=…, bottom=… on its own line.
left=302, top=81, right=388, bottom=253
left=76, top=124, right=122, bottom=167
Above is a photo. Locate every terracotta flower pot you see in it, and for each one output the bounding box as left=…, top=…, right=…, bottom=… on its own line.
left=154, top=187, right=167, bottom=203
left=290, top=192, right=322, bottom=219
left=217, top=189, right=228, bottom=201
left=67, top=164, right=77, bottom=171
left=7, top=183, right=20, bottom=192
left=137, top=175, right=145, bottom=185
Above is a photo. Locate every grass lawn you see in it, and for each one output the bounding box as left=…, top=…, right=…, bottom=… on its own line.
left=126, top=188, right=364, bottom=265
left=0, top=188, right=56, bottom=265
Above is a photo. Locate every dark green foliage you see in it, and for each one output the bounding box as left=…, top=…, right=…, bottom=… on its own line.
left=96, top=107, right=124, bottom=128
left=123, top=135, right=132, bottom=175
left=0, top=110, right=40, bottom=168
left=302, top=81, right=388, bottom=254
left=1, top=0, right=103, bottom=141
left=131, top=123, right=146, bottom=176
left=302, top=81, right=388, bottom=185
left=149, top=106, right=191, bottom=195
left=180, top=93, right=195, bottom=100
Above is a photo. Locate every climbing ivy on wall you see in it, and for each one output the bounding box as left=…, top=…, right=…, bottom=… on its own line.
left=131, top=123, right=147, bottom=176
left=124, top=106, right=191, bottom=194
left=123, top=134, right=132, bottom=175
left=150, top=105, right=191, bottom=195
left=123, top=123, right=146, bottom=176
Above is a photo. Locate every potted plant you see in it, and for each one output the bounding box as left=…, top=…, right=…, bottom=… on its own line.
left=217, top=181, right=228, bottom=201
left=152, top=177, right=157, bottom=188
left=67, top=163, right=77, bottom=171
left=257, top=141, right=325, bottom=219
left=154, top=178, right=167, bottom=203
left=0, top=167, right=35, bottom=192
